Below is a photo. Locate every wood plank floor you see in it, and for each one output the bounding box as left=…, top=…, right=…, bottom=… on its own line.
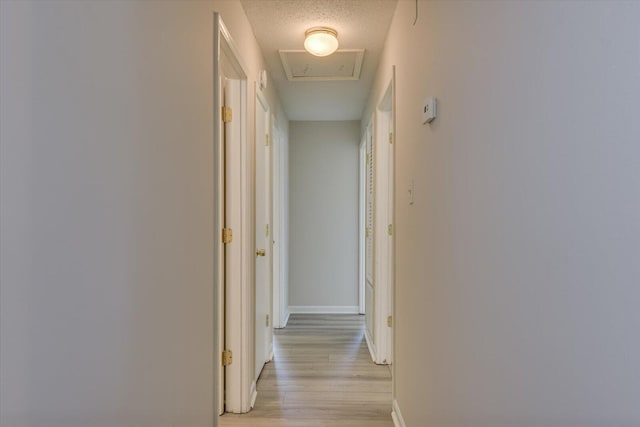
left=219, top=314, right=393, bottom=427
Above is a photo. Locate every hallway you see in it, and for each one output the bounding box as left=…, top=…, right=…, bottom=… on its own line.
left=219, top=314, right=393, bottom=427
left=3, top=2, right=640, bottom=426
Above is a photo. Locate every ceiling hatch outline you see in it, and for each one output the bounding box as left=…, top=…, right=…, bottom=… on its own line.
left=279, top=49, right=365, bottom=82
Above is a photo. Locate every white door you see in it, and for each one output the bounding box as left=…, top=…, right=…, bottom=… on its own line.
left=386, top=70, right=395, bottom=367
left=271, top=125, right=283, bottom=329
left=358, top=137, right=366, bottom=315
left=364, top=121, right=375, bottom=348
left=375, top=73, right=395, bottom=365
left=254, top=91, right=272, bottom=381
left=385, top=106, right=394, bottom=366
left=216, top=68, right=228, bottom=417
left=223, top=77, right=244, bottom=413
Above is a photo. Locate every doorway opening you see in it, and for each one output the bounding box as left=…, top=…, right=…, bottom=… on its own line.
left=254, top=87, right=273, bottom=399
left=214, top=13, right=252, bottom=416
left=215, top=12, right=396, bottom=423
left=361, top=69, right=396, bottom=366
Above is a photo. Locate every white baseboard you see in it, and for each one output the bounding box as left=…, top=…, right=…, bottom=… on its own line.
left=288, top=305, right=360, bottom=314
left=249, top=381, right=257, bottom=409
left=364, top=326, right=377, bottom=363
left=391, top=399, right=406, bottom=427
left=274, top=309, right=290, bottom=329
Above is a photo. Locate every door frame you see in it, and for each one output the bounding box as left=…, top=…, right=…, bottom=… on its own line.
left=390, top=65, right=397, bottom=404
left=381, top=67, right=396, bottom=368
left=358, top=133, right=366, bottom=315
left=272, top=123, right=281, bottom=329
left=271, top=122, right=289, bottom=329
left=362, top=117, right=376, bottom=361
left=213, top=13, right=253, bottom=415
left=361, top=69, right=396, bottom=366
left=373, top=72, right=395, bottom=365
left=253, top=86, right=273, bottom=399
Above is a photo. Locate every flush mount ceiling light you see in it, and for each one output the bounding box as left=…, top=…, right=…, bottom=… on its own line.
left=304, top=27, right=339, bottom=57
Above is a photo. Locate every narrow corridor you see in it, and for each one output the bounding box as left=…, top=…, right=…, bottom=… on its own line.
left=219, top=314, right=393, bottom=426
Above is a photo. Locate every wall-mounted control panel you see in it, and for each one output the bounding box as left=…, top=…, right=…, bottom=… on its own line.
left=422, top=97, right=437, bottom=124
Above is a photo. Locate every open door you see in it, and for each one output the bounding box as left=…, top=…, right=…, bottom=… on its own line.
left=254, top=88, right=273, bottom=388
left=373, top=72, right=395, bottom=365
left=363, top=119, right=376, bottom=358
left=272, top=124, right=288, bottom=329
left=218, top=68, right=228, bottom=417
left=359, top=134, right=367, bottom=316
left=362, top=70, right=395, bottom=366
left=383, top=68, right=396, bottom=367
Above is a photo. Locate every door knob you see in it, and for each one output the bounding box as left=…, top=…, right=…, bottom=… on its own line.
left=256, top=249, right=266, bottom=257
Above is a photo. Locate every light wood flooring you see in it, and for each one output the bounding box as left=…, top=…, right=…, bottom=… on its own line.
left=219, top=314, right=393, bottom=427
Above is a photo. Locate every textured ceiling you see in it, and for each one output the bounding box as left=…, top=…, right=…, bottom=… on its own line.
left=240, top=0, right=398, bottom=121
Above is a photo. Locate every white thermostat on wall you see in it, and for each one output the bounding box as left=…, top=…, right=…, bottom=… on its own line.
left=422, top=97, right=437, bottom=124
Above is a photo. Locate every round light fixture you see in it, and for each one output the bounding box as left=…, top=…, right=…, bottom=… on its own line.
left=304, top=27, right=339, bottom=57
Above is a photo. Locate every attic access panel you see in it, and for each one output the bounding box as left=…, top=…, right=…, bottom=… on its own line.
left=279, top=49, right=365, bottom=81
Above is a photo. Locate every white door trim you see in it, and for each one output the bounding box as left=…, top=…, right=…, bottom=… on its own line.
left=272, top=123, right=282, bottom=328
left=390, top=65, right=397, bottom=383
left=271, top=122, right=289, bottom=329
left=213, top=13, right=252, bottom=415
left=363, top=117, right=376, bottom=362
left=254, top=86, right=273, bottom=385
left=358, top=135, right=366, bottom=315
left=372, top=71, right=395, bottom=366
left=373, top=104, right=388, bottom=365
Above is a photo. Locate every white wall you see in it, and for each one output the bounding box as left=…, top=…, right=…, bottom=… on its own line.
left=0, top=1, right=287, bottom=425
left=289, top=121, right=360, bottom=311
left=365, top=1, right=640, bottom=426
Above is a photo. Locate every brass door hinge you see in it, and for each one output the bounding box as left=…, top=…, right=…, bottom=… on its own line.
left=222, top=349, right=233, bottom=366
left=365, top=227, right=370, bottom=238
left=389, top=132, right=393, bottom=144
left=265, top=224, right=269, bottom=236
left=388, top=224, right=393, bottom=236
left=387, top=315, right=393, bottom=327
left=222, top=106, right=232, bottom=123
left=265, top=134, right=270, bottom=146
left=222, top=228, right=233, bottom=244
left=266, top=314, right=270, bottom=327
